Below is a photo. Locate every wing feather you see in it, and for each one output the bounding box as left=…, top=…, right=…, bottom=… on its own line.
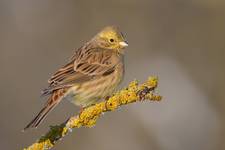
left=42, top=47, right=117, bottom=96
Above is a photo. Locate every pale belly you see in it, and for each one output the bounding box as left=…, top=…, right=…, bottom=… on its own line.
left=64, top=64, right=124, bottom=107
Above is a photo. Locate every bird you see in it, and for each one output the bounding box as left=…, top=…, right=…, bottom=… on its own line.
left=24, top=26, right=128, bottom=130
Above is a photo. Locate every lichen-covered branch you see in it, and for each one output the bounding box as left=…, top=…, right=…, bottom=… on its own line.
left=24, top=76, right=162, bottom=150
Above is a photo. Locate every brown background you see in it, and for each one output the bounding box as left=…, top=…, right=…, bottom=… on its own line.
left=0, top=0, right=225, bottom=149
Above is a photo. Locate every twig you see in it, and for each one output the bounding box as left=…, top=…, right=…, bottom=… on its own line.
left=24, top=76, right=162, bottom=150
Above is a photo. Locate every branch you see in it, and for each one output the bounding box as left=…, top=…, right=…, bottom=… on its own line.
left=24, top=76, right=162, bottom=150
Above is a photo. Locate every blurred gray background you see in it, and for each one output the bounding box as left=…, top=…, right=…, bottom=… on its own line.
left=0, top=0, right=225, bottom=149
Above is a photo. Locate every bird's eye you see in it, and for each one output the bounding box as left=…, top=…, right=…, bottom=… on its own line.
left=109, top=38, right=114, bottom=42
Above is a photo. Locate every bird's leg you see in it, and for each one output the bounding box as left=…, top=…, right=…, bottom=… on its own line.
left=79, top=106, right=85, bottom=114
left=104, top=95, right=111, bottom=101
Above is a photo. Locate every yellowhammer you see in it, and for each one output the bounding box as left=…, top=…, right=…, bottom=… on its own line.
left=24, top=26, right=128, bottom=130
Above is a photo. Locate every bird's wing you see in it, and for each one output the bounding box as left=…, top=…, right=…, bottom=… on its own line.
left=74, top=49, right=117, bottom=76
left=42, top=48, right=117, bottom=96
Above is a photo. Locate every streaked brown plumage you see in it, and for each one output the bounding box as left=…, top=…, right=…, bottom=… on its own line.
left=24, top=26, right=128, bottom=130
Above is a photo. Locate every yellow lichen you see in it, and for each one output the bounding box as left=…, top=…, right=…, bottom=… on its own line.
left=86, top=115, right=99, bottom=127
left=70, top=117, right=81, bottom=128
left=146, top=93, right=162, bottom=101
left=62, top=127, right=68, bottom=136
left=147, top=76, right=158, bottom=87
left=24, top=139, right=53, bottom=150
left=128, top=80, right=138, bottom=91
left=25, top=76, right=162, bottom=150
left=106, top=97, right=120, bottom=110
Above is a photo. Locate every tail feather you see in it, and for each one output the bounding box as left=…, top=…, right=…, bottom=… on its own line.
left=23, top=89, right=67, bottom=131
left=34, top=105, right=56, bottom=128
left=23, top=102, right=58, bottom=130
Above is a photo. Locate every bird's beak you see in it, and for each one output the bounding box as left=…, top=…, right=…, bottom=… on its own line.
left=119, top=41, right=128, bottom=48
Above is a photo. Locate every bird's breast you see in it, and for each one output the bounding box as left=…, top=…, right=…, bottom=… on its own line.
left=66, top=62, right=124, bottom=107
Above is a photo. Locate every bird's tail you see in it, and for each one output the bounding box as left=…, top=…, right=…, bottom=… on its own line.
left=23, top=89, right=67, bottom=131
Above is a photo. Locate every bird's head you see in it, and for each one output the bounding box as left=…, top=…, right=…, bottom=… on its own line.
left=93, top=26, right=128, bottom=54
